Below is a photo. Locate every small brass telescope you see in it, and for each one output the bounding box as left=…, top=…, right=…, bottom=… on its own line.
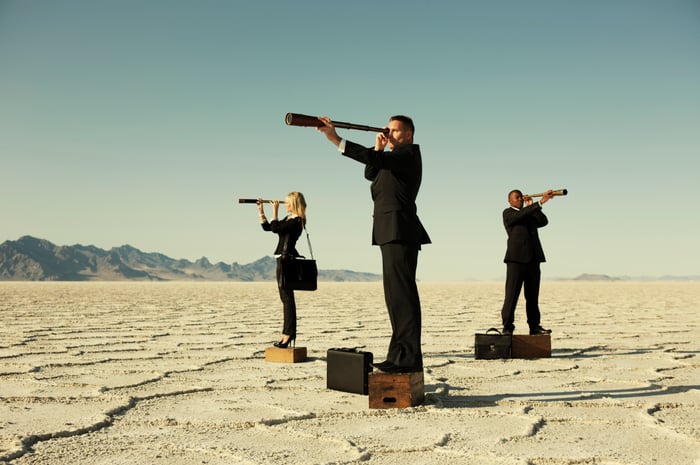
left=525, top=189, right=568, bottom=198
left=285, top=112, right=389, bottom=134
left=238, top=199, right=285, bottom=204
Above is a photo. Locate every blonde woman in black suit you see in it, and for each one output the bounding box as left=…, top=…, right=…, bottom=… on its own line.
left=257, top=192, right=306, bottom=348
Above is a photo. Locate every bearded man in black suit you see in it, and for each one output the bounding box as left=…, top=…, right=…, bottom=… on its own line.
left=317, top=115, right=430, bottom=373
left=501, top=189, right=555, bottom=335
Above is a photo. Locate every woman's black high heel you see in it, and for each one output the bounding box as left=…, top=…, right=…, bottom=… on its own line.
left=273, top=335, right=296, bottom=349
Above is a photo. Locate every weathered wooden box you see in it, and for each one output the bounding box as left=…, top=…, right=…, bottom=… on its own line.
left=368, top=371, right=424, bottom=409
left=265, top=346, right=307, bottom=363
left=511, top=334, right=551, bottom=359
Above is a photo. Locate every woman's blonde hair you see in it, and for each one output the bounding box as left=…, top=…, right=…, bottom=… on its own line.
left=286, top=192, right=307, bottom=225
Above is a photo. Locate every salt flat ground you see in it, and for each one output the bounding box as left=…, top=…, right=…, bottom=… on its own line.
left=0, top=281, right=698, bottom=465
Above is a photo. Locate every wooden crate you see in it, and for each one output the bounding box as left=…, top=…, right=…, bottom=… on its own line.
left=368, top=370, right=424, bottom=409
left=511, top=334, right=551, bottom=359
left=265, top=346, right=307, bottom=363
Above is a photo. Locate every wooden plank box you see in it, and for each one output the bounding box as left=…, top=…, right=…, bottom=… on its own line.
left=265, top=346, right=307, bottom=363
left=511, top=334, right=551, bottom=359
left=368, top=371, right=424, bottom=409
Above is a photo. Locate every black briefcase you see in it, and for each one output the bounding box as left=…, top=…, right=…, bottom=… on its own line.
left=474, top=328, right=511, bottom=360
left=326, top=348, right=373, bottom=395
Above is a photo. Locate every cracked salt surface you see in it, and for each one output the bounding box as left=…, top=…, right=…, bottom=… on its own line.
left=0, top=281, right=698, bottom=464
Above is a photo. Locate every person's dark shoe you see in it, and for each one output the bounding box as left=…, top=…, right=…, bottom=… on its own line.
left=502, top=328, right=513, bottom=335
left=273, top=335, right=296, bottom=348
left=529, top=326, right=552, bottom=335
left=372, top=360, right=393, bottom=369
left=376, top=363, right=422, bottom=374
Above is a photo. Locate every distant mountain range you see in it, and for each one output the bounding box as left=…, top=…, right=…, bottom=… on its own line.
left=1, top=236, right=696, bottom=282
left=569, top=273, right=699, bottom=282
left=0, top=236, right=381, bottom=282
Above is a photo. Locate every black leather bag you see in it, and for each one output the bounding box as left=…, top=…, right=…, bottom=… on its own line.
left=279, top=224, right=318, bottom=291
left=327, top=348, right=373, bottom=395
left=474, top=327, right=511, bottom=359
left=279, top=255, right=318, bottom=291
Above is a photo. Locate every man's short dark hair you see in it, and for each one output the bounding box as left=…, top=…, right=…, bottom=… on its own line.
left=508, top=189, right=522, bottom=199
left=390, top=115, right=415, bottom=134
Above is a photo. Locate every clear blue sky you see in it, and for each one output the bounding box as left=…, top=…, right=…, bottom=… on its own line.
left=1, top=0, right=698, bottom=281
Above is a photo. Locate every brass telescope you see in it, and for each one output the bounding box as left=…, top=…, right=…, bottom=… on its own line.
left=525, top=189, right=568, bottom=198
left=285, top=112, right=389, bottom=134
left=238, top=198, right=285, bottom=204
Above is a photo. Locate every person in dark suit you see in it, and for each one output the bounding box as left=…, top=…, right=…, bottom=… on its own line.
left=257, top=192, right=307, bottom=348
left=500, top=189, right=555, bottom=335
left=317, top=115, right=430, bottom=373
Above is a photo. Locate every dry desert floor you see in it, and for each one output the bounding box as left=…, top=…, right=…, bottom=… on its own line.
left=0, top=281, right=698, bottom=465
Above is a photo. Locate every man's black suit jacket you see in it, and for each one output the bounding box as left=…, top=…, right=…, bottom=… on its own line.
left=503, top=204, right=548, bottom=264
left=342, top=140, right=430, bottom=246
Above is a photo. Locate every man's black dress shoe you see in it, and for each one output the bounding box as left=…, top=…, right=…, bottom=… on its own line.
left=529, top=326, right=552, bottom=335
left=376, top=362, right=422, bottom=374
left=372, top=360, right=393, bottom=369
left=502, top=328, right=513, bottom=335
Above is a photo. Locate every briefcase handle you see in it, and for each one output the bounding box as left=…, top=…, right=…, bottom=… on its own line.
left=485, top=327, right=503, bottom=335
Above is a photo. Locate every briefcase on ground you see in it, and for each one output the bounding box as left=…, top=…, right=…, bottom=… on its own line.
left=326, top=348, right=373, bottom=395
left=474, top=328, right=511, bottom=360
